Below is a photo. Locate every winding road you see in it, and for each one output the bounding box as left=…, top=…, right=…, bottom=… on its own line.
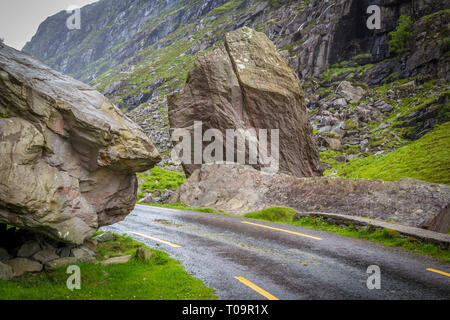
left=102, top=204, right=450, bottom=300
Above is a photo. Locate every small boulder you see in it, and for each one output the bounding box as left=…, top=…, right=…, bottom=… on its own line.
left=17, top=241, right=41, bottom=258
left=5, top=258, right=43, bottom=276
left=58, top=246, right=73, bottom=258
left=32, top=248, right=59, bottom=264
left=332, top=98, right=348, bottom=108
left=101, top=255, right=132, bottom=265
left=0, top=248, right=11, bottom=262
left=70, top=247, right=95, bottom=263
left=94, top=232, right=116, bottom=243
left=45, top=257, right=78, bottom=271
left=135, top=248, right=154, bottom=260
left=337, top=81, right=367, bottom=103
left=0, top=262, right=13, bottom=280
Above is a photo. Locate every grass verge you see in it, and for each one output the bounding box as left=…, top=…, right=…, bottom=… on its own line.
left=243, top=207, right=450, bottom=263
left=137, top=167, right=186, bottom=199
left=0, top=232, right=217, bottom=300
left=325, top=122, right=450, bottom=185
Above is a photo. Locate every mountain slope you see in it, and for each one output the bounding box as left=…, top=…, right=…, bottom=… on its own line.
left=23, top=0, right=450, bottom=184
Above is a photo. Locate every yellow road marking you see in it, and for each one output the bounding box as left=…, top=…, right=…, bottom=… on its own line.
left=128, top=231, right=181, bottom=248
left=241, top=221, right=322, bottom=240
left=235, top=276, right=279, bottom=300
left=426, top=268, right=450, bottom=277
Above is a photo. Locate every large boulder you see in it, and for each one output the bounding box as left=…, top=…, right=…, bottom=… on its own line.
left=168, top=27, right=321, bottom=178
left=170, top=164, right=450, bottom=230
left=0, top=43, right=160, bottom=244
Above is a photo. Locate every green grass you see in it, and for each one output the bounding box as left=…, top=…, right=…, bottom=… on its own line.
left=325, top=122, right=450, bottom=184
left=137, top=166, right=186, bottom=199
left=243, top=208, right=450, bottom=263
left=0, top=233, right=216, bottom=300
left=319, top=150, right=344, bottom=166
left=245, top=207, right=296, bottom=222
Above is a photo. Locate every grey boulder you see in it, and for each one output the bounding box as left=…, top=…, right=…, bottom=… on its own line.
left=0, top=43, right=160, bottom=244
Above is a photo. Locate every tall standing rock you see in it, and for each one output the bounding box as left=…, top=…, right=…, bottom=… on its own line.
left=0, top=43, right=160, bottom=244
left=168, top=27, right=321, bottom=177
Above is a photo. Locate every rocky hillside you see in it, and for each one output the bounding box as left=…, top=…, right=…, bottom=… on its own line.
left=23, top=0, right=450, bottom=184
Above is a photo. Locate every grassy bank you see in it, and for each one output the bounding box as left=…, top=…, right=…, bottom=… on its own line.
left=325, top=122, right=450, bottom=185
left=0, top=233, right=216, bottom=300
left=137, top=166, right=186, bottom=199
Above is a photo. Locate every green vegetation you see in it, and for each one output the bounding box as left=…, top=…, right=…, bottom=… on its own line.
left=137, top=167, right=186, bottom=199
left=319, top=150, right=344, bottom=166
left=325, top=122, right=450, bottom=185
left=210, top=0, right=242, bottom=15
left=0, top=107, right=10, bottom=118
left=243, top=208, right=450, bottom=263
left=0, top=233, right=217, bottom=300
left=245, top=207, right=296, bottom=222
left=389, top=15, right=413, bottom=55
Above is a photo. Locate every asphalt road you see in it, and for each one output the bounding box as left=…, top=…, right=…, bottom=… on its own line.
left=102, top=204, right=450, bottom=300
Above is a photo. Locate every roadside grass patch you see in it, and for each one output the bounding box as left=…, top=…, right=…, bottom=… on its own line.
left=137, top=166, right=186, bottom=199
left=0, top=233, right=216, bottom=300
left=245, top=207, right=296, bottom=222
left=243, top=208, right=450, bottom=263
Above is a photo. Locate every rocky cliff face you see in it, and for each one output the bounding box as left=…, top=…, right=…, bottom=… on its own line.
left=23, top=0, right=448, bottom=84
left=21, top=0, right=449, bottom=184
left=168, top=27, right=321, bottom=177
left=0, top=43, right=160, bottom=244
left=24, top=0, right=450, bottom=175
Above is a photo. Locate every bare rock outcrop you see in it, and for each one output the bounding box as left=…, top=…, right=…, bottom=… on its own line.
left=0, top=43, right=160, bottom=244
left=170, top=164, right=450, bottom=230
left=168, top=27, right=321, bottom=178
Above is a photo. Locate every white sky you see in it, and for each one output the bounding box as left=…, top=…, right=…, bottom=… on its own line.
left=0, top=0, right=99, bottom=50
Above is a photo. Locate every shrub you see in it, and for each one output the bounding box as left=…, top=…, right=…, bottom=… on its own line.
left=389, top=15, right=413, bottom=55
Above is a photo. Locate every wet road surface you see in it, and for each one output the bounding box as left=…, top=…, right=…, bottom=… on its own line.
left=102, top=204, right=450, bottom=300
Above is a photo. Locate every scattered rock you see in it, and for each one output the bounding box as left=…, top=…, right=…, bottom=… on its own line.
left=374, top=100, right=393, bottom=113
left=58, top=246, right=72, bottom=258
left=101, top=255, right=132, bottom=265
left=17, top=241, right=41, bottom=258
left=337, top=81, right=367, bottom=103
left=135, top=248, right=154, bottom=260
left=94, top=232, right=116, bottom=243
left=332, top=98, right=348, bottom=108
left=0, top=262, right=13, bottom=280
left=45, top=257, right=78, bottom=271
left=0, top=248, right=11, bottom=262
left=32, top=248, right=59, bottom=264
left=420, top=204, right=450, bottom=233
left=5, top=258, right=43, bottom=276
left=70, top=248, right=95, bottom=263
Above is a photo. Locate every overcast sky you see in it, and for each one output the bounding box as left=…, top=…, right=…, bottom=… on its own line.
left=0, top=0, right=99, bottom=50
